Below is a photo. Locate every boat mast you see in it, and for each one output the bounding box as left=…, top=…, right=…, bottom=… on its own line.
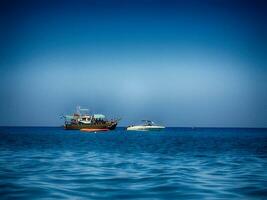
left=76, top=106, right=81, bottom=115
left=76, top=106, right=89, bottom=116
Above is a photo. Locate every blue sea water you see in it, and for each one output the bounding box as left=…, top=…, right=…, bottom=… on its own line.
left=0, top=127, right=267, bottom=200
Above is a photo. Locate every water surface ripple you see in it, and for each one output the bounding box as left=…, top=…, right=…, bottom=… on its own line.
left=0, top=127, right=267, bottom=199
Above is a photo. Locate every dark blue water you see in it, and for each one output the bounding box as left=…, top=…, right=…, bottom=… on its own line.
left=0, top=127, right=267, bottom=199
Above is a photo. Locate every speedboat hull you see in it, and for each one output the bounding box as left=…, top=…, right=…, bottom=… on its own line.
left=126, top=125, right=165, bottom=131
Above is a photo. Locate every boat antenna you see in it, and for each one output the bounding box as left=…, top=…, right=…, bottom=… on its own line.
left=76, top=106, right=81, bottom=115
left=77, top=106, right=89, bottom=115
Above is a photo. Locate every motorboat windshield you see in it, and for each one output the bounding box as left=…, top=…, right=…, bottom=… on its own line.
left=142, top=120, right=155, bottom=126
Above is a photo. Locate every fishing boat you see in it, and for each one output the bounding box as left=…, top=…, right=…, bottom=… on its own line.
left=126, top=120, right=165, bottom=131
left=62, top=106, right=118, bottom=130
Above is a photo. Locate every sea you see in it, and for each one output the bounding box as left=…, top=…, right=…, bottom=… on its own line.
left=0, top=127, right=266, bottom=200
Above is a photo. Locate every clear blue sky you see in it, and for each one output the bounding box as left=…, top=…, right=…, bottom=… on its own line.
left=0, top=0, right=266, bottom=127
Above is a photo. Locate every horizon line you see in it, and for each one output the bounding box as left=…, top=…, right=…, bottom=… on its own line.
left=0, top=126, right=266, bottom=129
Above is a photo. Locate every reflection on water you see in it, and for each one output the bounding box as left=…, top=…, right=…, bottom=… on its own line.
left=0, top=127, right=267, bottom=199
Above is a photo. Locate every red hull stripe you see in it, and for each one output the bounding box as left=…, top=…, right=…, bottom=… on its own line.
left=80, top=128, right=109, bottom=132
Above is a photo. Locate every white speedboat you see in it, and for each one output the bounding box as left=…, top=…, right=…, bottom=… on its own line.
left=126, top=120, right=165, bottom=131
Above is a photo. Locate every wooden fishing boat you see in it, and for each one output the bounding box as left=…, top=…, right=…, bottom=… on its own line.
left=62, top=106, right=119, bottom=130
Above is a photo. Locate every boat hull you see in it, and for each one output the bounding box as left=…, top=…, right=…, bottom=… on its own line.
left=80, top=128, right=109, bottom=132
left=126, top=125, right=165, bottom=131
left=64, top=122, right=117, bottom=130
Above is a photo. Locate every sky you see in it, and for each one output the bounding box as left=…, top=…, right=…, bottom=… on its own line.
left=0, top=0, right=266, bottom=127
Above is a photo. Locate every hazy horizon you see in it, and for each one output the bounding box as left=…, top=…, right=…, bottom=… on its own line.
left=0, top=0, right=266, bottom=127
